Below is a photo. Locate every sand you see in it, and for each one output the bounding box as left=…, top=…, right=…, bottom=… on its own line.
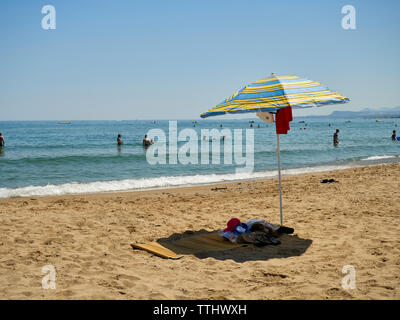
left=0, top=163, right=399, bottom=300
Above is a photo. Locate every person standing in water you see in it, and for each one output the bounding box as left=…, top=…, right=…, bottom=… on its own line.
left=117, top=134, right=123, bottom=145
left=143, top=134, right=153, bottom=147
left=392, top=130, right=397, bottom=141
left=333, top=129, right=340, bottom=146
left=0, top=133, right=4, bottom=147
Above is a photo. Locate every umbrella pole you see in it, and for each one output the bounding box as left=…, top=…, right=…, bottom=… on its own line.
left=276, top=134, right=283, bottom=225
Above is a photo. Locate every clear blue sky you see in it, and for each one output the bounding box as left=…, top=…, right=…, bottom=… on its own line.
left=1, top=0, right=399, bottom=120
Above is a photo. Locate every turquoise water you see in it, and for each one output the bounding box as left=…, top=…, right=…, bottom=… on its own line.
left=0, top=119, right=399, bottom=198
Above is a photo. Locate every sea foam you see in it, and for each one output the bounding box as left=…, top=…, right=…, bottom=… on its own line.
left=0, top=164, right=353, bottom=198
left=361, top=155, right=396, bottom=161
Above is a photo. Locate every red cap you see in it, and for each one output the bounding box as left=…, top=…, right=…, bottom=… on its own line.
left=223, top=218, right=241, bottom=232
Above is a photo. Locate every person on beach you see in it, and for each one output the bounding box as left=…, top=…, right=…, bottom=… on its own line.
left=117, top=134, right=123, bottom=145
left=0, top=133, right=4, bottom=147
left=333, top=129, right=340, bottom=146
left=392, top=130, right=397, bottom=141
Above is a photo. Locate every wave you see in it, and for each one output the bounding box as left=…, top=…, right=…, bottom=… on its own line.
left=1, top=153, right=147, bottom=164
left=0, top=146, right=361, bottom=163
left=361, top=155, right=397, bottom=161
left=0, top=163, right=354, bottom=199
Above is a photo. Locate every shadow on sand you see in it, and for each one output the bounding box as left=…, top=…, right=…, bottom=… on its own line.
left=157, top=229, right=312, bottom=263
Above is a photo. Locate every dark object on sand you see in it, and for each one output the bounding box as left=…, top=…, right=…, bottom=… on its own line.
left=211, top=187, right=227, bottom=191
left=249, top=222, right=294, bottom=235
left=277, top=226, right=294, bottom=234
left=253, top=233, right=281, bottom=247
left=320, top=179, right=339, bottom=184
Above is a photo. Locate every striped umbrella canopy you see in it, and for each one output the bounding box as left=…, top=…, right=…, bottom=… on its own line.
left=201, top=74, right=349, bottom=118
left=200, top=74, right=350, bottom=226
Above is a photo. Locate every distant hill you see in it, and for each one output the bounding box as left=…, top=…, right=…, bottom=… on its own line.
left=297, top=106, right=400, bottom=119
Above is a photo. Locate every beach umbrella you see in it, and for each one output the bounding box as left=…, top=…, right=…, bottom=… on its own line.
left=200, top=74, right=349, bottom=225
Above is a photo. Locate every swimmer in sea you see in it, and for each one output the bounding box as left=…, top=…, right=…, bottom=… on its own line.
left=0, top=133, right=4, bottom=147
left=333, top=129, right=340, bottom=146
left=143, top=134, right=151, bottom=147
left=117, top=134, right=123, bottom=145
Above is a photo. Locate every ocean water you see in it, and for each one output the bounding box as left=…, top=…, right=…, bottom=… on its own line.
left=0, top=119, right=399, bottom=198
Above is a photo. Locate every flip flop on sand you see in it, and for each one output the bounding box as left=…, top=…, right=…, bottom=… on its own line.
left=277, top=226, right=294, bottom=234
left=254, top=234, right=281, bottom=246
left=320, top=179, right=339, bottom=183
left=254, top=240, right=268, bottom=247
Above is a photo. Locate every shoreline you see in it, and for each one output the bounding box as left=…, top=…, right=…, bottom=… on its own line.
left=0, top=162, right=396, bottom=205
left=1, top=162, right=399, bottom=299
left=1, top=159, right=399, bottom=200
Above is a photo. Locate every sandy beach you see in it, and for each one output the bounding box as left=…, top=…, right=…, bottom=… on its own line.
left=0, top=163, right=399, bottom=300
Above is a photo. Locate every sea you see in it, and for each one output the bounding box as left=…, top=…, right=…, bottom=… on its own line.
left=0, top=119, right=399, bottom=198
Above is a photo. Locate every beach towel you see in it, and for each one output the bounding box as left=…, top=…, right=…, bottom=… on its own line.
left=275, top=106, right=293, bottom=134
left=131, top=231, right=245, bottom=259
